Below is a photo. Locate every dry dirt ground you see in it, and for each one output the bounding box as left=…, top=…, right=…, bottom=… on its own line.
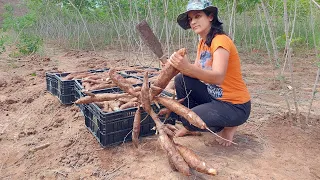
left=0, top=44, right=320, bottom=180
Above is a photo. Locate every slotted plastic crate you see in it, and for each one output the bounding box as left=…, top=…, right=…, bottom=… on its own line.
left=46, top=69, right=108, bottom=105
left=78, top=87, right=169, bottom=147
left=46, top=72, right=58, bottom=96
left=119, top=66, right=160, bottom=79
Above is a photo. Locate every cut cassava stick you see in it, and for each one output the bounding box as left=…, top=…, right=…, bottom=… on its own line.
left=132, top=106, right=141, bottom=148
left=140, top=72, right=152, bottom=114
left=149, top=110, right=191, bottom=176
left=109, top=68, right=139, bottom=97
left=150, top=48, right=186, bottom=98
left=75, top=93, right=129, bottom=104
left=175, top=143, right=217, bottom=176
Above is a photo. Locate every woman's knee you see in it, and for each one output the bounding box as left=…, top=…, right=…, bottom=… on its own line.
left=174, top=73, right=183, bottom=87
left=174, top=74, right=196, bottom=88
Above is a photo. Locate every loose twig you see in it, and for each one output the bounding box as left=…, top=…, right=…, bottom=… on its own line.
left=105, top=164, right=126, bottom=175
left=28, top=143, right=51, bottom=153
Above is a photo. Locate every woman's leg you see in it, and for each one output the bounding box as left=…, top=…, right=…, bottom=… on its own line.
left=178, top=100, right=251, bottom=146
left=174, top=74, right=212, bottom=107
left=167, top=74, right=212, bottom=125
left=170, top=74, right=251, bottom=146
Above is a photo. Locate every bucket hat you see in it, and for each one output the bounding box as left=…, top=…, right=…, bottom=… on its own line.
left=177, top=0, right=223, bottom=30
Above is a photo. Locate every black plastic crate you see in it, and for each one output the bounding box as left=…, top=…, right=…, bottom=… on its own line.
left=46, top=69, right=109, bottom=105
left=46, top=72, right=58, bottom=96
left=83, top=102, right=159, bottom=147
left=119, top=66, right=160, bottom=79
left=80, top=87, right=167, bottom=147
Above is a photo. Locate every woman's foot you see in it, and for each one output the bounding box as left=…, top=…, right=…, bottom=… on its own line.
left=175, top=126, right=189, bottom=137
left=215, top=126, right=238, bottom=147
left=174, top=126, right=202, bottom=137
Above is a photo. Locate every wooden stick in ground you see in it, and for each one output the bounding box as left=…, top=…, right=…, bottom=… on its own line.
left=132, top=106, right=141, bottom=148
left=149, top=110, right=191, bottom=176
left=109, top=68, right=139, bottom=97
left=175, top=143, right=217, bottom=176
left=150, top=48, right=186, bottom=98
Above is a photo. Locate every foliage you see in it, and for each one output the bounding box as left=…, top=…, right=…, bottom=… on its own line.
left=2, top=4, right=37, bottom=32
left=0, top=0, right=319, bottom=52
left=0, top=37, right=6, bottom=54
left=16, top=33, right=43, bottom=55
left=1, top=2, right=42, bottom=55
left=0, top=32, right=8, bottom=54
left=1, top=5, right=15, bottom=32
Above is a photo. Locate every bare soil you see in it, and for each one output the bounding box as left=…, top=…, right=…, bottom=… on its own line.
left=0, top=44, right=320, bottom=180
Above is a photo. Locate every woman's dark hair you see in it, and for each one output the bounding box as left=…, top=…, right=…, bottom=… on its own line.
left=203, top=10, right=225, bottom=47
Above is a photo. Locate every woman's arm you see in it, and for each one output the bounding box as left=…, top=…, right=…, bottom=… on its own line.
left=169, top=47, right=229, bottom=85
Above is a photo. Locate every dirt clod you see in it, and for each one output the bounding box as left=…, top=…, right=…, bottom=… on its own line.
left=0, top=79, right=7, bottom=87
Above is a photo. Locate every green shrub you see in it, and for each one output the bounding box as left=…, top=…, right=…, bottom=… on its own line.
left=17, top=33, right=43, bottom=55
left=0, top=34, right=8, bottom=54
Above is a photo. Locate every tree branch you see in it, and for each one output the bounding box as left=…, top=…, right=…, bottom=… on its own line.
left=311, top=0, right=320, bottom=9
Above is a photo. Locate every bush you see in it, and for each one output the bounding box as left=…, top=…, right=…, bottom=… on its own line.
left=0, top=33, right=8, bottom=54
left=17, top=33, right=43, bottom=55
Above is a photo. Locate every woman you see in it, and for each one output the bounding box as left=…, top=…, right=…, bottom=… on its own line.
left=168, top=0, right=251, bottom=146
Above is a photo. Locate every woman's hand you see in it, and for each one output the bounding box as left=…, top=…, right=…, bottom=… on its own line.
left=168, top=51, right=192, bottom=73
